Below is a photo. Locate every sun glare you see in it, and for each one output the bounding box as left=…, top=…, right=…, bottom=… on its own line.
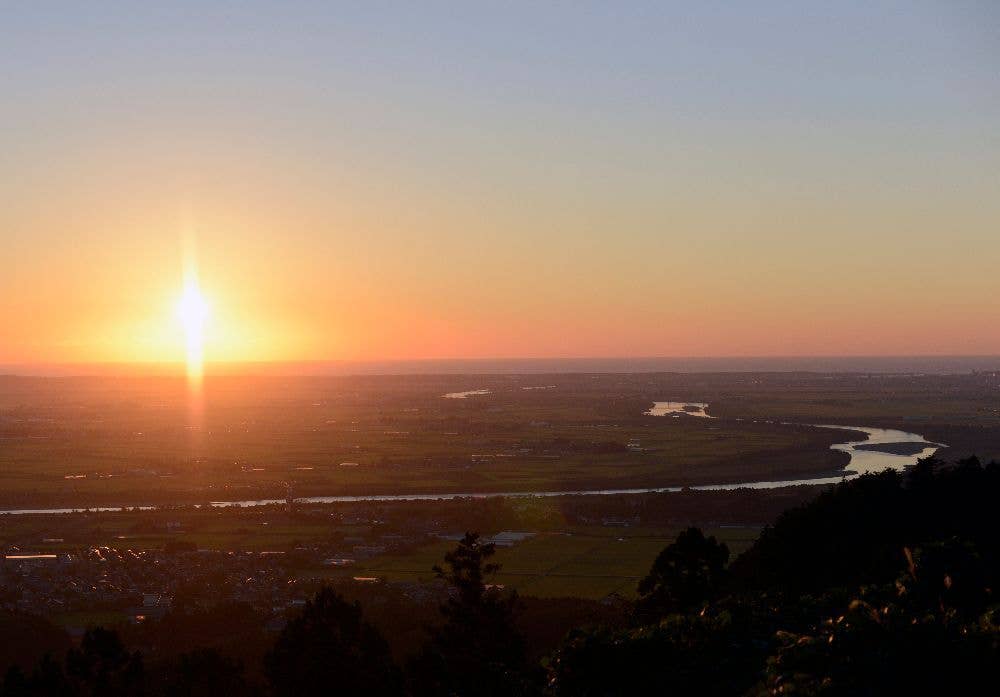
left=176, top=278, right=209, bottom=386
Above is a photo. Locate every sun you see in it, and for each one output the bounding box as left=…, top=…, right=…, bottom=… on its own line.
left=176, top=278, right=210, bottom=385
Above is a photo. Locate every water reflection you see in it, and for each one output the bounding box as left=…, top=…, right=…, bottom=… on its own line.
left=644, top=401, right=712, bottom=417
left=443, top=390, right=491, bottom=399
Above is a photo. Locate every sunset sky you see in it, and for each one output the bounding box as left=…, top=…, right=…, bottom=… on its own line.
left=3, top=2, right=999, bottom=366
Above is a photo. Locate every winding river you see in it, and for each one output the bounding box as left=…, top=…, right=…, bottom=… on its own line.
left=0, top=403, right=943, bottom=515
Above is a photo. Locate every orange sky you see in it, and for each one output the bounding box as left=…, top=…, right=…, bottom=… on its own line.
left=3, top=4, right=999, bottom=366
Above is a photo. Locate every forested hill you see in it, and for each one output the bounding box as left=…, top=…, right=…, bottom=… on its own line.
left=552, top=457, right=1000, bottom=695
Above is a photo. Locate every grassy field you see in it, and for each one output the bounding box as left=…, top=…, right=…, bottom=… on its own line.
left=0, top=509, right=353, bottom=552
left=339, top=526, right=761, bottom=600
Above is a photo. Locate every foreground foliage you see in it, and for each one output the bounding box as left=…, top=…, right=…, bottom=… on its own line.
left=549, top=457, right=1000, bottom=696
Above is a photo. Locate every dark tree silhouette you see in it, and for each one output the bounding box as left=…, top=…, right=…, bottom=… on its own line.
left=0, top=612, right=70, bottom=679
left=753, top=551, right=1000, bottom=697
left=636, top=527, right=729, bottom=618
left=265, top=587, right=400, bottom=697
left=1, top=666, right=29, bottom=697
left=409, top=532, right=539, bottom=696
left=548, top=611, right=764, bottom=697
left=4, top=653, right=71, bottom=697
left=156, top=648, right=253, bottom=697
left=434, top=531, right=502, bottom=609
left=64, top=628, right=144, bottom=697
left=731, top=458, right=1000, bottom=594
left=555, top=458, right=1000, bottom=695
left=135, top=602, right=269, bottom=667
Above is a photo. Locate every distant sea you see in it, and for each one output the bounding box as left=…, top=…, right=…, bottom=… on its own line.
left=3, top=356, right=999, bottom=377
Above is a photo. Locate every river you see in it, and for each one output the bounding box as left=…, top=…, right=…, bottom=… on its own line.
left=0, top=405, right=943, bottom=515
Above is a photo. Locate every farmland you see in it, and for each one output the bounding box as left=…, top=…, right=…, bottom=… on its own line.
left=8, top=370, right=998, bottom=509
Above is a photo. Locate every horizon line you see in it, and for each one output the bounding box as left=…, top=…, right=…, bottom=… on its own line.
left=2, top=354, right=999, bottom=378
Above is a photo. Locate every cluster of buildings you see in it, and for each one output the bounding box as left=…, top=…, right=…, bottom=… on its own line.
left=0, top=546, right=313, bottom=625
left=0, top=517, right=448, bottom=630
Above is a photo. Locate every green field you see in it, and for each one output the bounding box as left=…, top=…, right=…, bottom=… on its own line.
left=0, top=509, right=358, bottom=552
left=340, top=526, right=761, bottom=600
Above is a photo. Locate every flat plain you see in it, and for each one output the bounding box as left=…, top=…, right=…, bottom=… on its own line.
left=1, top=372, right=998, bottom=508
